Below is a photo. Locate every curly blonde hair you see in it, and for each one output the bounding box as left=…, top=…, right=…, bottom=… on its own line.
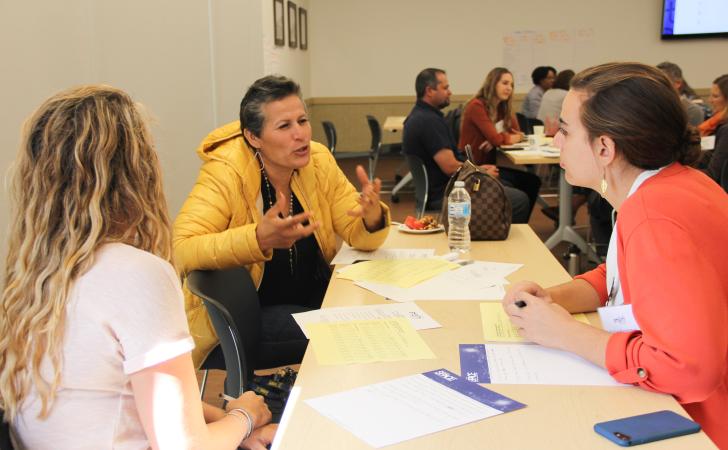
left=0, top=85, right=172, bottom=421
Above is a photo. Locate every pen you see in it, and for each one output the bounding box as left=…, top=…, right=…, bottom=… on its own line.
left=219, top=393, right=236, bottom=403
left=515, top=300, right=527, bottom=308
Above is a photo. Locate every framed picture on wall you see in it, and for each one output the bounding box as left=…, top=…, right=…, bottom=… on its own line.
left=287, top=1, right=298, bottom=48
left=299, top=8, right=308, bottom=50
left=273, top=0, right=284, bottom=46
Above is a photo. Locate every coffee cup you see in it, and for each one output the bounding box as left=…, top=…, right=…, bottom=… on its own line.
left=533, top=125, right=545, bottom=136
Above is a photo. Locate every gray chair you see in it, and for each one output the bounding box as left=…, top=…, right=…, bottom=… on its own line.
left=322, top=121, right=337, bottom=154
left=366, top=115, right=402, bottom=184
left=188, top=267, right=304, bottom=398
left=405, top=154, right=430, bottom=218
left=320, top=121, right=368, bottom=160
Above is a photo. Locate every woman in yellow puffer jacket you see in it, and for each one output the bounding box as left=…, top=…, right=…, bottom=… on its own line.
left=174, top=75, right=391, bottom=367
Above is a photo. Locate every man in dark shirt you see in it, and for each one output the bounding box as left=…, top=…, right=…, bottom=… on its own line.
left=403, top=68, right=530, bottom=221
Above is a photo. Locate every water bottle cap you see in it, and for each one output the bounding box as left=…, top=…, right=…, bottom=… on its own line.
left=454, top=181, right=465, bottom=188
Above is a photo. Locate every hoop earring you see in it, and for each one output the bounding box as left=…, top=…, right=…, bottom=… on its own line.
left=254, top=150, right=265, bottom=172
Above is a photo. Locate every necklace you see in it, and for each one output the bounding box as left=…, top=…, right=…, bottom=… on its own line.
left=261, top=168, right=296, bottom=276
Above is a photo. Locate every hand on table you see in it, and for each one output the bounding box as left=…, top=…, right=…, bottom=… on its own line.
left=503, top=291, right=577, bottom=349
left=505, top=132, right=524, bottom=145
left=240, top=424, right=278, bottom=450
left=347, top=165, right=385, bottom=231
left=256, top=190, right=319, bottom=252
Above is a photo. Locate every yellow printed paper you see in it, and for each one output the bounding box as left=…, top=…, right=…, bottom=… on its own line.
left=306, top=317, right=436, bottom=365
left=336, top=259, right=459, bottom=288
left=480, top=303, right=591, bottom=343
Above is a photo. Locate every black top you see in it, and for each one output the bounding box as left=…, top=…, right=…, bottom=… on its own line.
left=257, top=174, right=331, bottom=309
left=402, top=100, right=464, bottom=209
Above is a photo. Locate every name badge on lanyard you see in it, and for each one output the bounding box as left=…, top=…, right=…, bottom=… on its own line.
left=597, top=304, right=640, bottom=333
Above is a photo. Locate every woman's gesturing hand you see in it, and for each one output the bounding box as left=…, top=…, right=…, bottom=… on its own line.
left=256, top=190, right=319, bottom=252
left=348, top=165, right=385, bottom=231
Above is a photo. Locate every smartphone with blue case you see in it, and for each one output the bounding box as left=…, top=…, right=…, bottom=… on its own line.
left=594, top=410, right=701, bottom=446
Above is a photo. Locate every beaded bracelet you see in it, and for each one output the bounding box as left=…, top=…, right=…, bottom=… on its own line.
left=226, top=408, right=254, bottom=441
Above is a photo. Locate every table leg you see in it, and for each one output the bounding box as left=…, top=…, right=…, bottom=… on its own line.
left=544, top=169, right=598, bottom=263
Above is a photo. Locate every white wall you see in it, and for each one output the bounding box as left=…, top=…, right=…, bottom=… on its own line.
left=0, top=0, right=310, bottom=279
left=308, top=0, right=728, bottom=97
left=262, top=0, right=311, bottom=95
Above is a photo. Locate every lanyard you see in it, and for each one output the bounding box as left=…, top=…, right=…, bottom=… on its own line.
left=605, top=167, right=664, bottom=306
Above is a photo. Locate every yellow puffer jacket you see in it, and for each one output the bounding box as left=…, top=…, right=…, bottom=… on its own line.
left=173, top=121, right=391, bottom=367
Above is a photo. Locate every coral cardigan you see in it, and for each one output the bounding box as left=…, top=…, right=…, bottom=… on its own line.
left=459, top=98, right=520, bottom=165
left=576, top=163, right=728, bottom=449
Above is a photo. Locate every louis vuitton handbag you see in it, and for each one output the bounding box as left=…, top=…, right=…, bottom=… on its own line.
left=439, top=147, right=511, bottom=240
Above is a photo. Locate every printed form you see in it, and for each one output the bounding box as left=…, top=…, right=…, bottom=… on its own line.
left=306, top=369, right=525, bottom=448
left=480, top=303, right=590, bottom=342
left=355, top=261, right=522, bottom=301
left=336, top=259, right=459, bottom=288
left=291, top=302, right=441, bottom=339
left=330, top=243, right=435, bottom=265
left=306, top=317, right=435, bottom=365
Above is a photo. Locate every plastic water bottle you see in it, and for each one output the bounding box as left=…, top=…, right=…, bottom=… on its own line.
left=447, top=181, right=471, bottom=253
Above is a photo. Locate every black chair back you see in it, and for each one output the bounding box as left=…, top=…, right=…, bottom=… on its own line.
left=0, top=409, right=13, bottom=450
left=321, top=121, right=337, bottom=154
left=365, top=115, right=383, bottom=181
left=406, top=154, right=429, bottom=218
left=187, top=268, right=261, bottom=396
left=721, top=158, right=728, bottom=193
left=445, top=104, right=463, bottom=145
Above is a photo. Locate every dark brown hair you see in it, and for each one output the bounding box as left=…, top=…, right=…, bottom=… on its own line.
left=713, top=74, right=728, bottom=123
left=571, top=62, right=701, bottom=169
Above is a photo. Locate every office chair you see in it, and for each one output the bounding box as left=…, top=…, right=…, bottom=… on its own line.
left=366, top=115, right=402, bottom=185
left=444, top=104, right=463, bottom=145
left=188, top=267, right=304, bottom=398
left=322, top=121, right=337, bottom=154
left=405, top=154, right=431, bottom=218
left=721, top=158, right=728, bottom=193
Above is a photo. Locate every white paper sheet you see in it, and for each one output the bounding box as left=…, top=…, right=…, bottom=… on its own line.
left=305, top=372, right=516, bottom=448
left=331, top=244, right=436, bottom=265
left=269, top=386, right=301, bottom=450
left=484, top=344, right=623, bottom=386
left=291, top=302, right=441, bottom=338
left=355, top=261, right=522, bottom=302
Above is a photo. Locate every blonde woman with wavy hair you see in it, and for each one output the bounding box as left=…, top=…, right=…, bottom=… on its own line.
left=0, top=85, right=273, bottom=449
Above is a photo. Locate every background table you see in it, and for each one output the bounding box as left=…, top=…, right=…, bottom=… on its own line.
left=504, top=149, right=598, bottom=261
left=275, top=225, right=713, bottom=449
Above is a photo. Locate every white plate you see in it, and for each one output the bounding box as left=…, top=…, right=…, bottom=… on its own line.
left=398, top=224, right=445, bottom=234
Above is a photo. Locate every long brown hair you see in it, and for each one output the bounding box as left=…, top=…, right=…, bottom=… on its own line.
left=571, top=62, right=701, bottom=169
left=713, top=74, right=728, bottom=123
left=0, top=85, right=172, bottom=421
left=472, top=67, right=514, bottom=131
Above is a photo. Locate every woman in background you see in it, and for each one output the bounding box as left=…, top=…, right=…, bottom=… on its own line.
left=698, top=74, right=727, bottom=136
left=537, top=69, right=575, bottom=127
left=0, top=86, right=273, bottom=449
left=503, top=63, right=728, bottom=448
left=459, top=67, right=542, bottom=223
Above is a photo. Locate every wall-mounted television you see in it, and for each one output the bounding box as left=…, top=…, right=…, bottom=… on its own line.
left=662, top=0, right=728, bottom=39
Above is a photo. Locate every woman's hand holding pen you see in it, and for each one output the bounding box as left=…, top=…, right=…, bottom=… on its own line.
left=256, top=190, right=319, bottom=252
left=502, top=284, right=577, bottom=349
left=348, top=165, right=385, bottom=232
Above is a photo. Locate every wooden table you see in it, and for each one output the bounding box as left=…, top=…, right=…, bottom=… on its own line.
left=383, top=115, right=406, bottom=133
left=504, top=149, right=597, bottom=260
left=275, top=225, right=713, bottom=449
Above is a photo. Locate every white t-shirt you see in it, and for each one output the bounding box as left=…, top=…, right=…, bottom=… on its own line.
left=13, top=243, right=195, bottom=450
